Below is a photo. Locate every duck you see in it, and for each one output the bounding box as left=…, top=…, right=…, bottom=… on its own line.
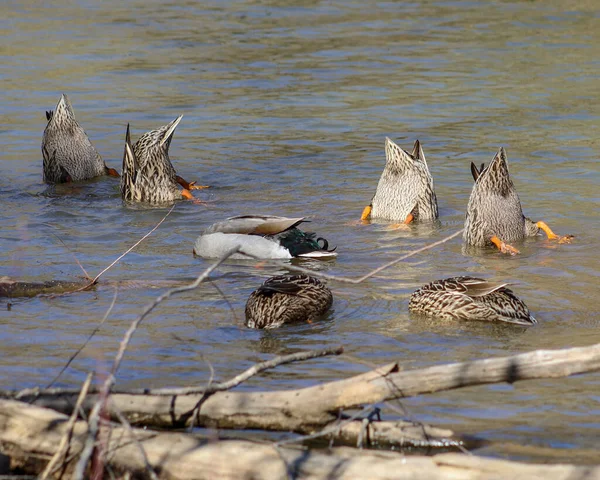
left=409, top=276, right=536, bottom=325
left=361, top=137, right=438, bottom=226
left=41, top=94, right=119, bottom=183
left=463, top=147, right=573, bottom=255
left=193, top=215, right=337, bottom=259
left=245, top=274, right=333, bottom=329
left=121, top=116, right=205, bottom=204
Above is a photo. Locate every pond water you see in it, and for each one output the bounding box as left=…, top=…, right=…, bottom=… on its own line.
left=1, top=0, right=599, bottom=464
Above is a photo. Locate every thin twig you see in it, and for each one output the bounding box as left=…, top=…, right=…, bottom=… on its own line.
left=40, top=373, right=93, bottom=480
left=46, top=287, right=119, bottom=389
left=73, top=247, right=242, bottom=479
left=137, top=346, right=344, bottom=396
left=72, top=388, right=104, bottom=480
left=108, top=245, right=242, bottom=382
left=189, top=355, right=216, bottom=432
left=13, top=346, right=344, bottom=398
left=207, top=278, right=238, bottom=324
left=65, top=206, right=175, bottom=295
left=43, top=226, right=90, bottom=279
left=275, top=404, right=378, bottom=447
left=90, top=205, right=175, bottom=285
left=241, top=228, right=464, bottom=284
left=112, top=407, right=159, bottom=480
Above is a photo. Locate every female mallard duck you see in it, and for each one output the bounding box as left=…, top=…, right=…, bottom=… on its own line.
left=121, top=117, right=204, bottom=203
left=193, top=215, right=337, bottom=259
left=41, top=94, right=119, bottom=183
left=361, top=138, right=438, bottom=225
left=409, top=276, right=536, bottom=325
left=245, top=274, right=333, bottom=329
left=464, top=147, right=572, bottom=255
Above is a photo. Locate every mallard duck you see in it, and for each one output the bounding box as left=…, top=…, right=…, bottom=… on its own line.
left=245, top=274, right=333, bottom=329
left=121, top=117, right=204, bottom=203
left=409, top=276, right=536, bottom=325
left=193, top=215, right=337, bottom=259
left=463, top=147, right=573, bottom=255
left=361, top=138, right=438, bottom=225
left=41, top=94, right=119, bottom=183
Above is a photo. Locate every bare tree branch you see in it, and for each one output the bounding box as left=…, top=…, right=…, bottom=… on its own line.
left=241, top=228, right=464, bottom=284
left=40, top=373, right=92, bottom=480
left=46, top=287, right=119, bottom=389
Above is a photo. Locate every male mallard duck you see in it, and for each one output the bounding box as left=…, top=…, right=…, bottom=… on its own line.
left=361, top=138, right=438, bottom=226
left=245, top=274, right=333, bottom=329
left=41, top=94, right=119, bottom=183
left=409, top=276, right=536, bottom=325
left=463, top=147, right=572, bottom=255
left=121, top=117, right=205, bottom=203
left=193, top=215, right=337, bottom=259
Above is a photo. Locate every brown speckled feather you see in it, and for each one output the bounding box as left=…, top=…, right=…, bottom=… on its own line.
left=409, top=276, right=536, bottom=325
left=463, top=148, right=540, bottom=247
left=120, top=117, right=183, bottom=204
left=41, top=94, right=109, bottom=183
left=245, top=275, right=333, bottom=329
left=369, top=138, right=438, bottom=222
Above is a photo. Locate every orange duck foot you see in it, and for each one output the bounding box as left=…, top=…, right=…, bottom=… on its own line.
left=387, top=213, right=414, bottom=230
left=536, top=221, right=574, bottom=244
left=106, top=167, right=120, bottom=178
left=176, top=175, right=209, bottom=190
left=490, top=235, right=520, bottom=256
left=360, top=205, right=372, bottom=222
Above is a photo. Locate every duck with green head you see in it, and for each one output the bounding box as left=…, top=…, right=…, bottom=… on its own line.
left=41, top=94, right=119, bottom=183
left=120, top=116, right=207, bottom=204
left=193, top=215, right=337, bottom=260
left=361, top=138, right=438, bottom=227
left=464, top=147, right=573, bottom=255
left=245, top=274, right=333, bottom=329
left=409, top=276, right=536, bottom=325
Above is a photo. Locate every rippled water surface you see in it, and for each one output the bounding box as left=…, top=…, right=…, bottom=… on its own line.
left=1, top=0, right=599, bottom=463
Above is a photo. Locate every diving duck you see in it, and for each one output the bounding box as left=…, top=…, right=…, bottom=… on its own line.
left=245, top=274, right=333, bottom=329
left=41, top=94, right=119, bottom=183
left=121, top=116, right=205, bottom=204
left=193, top=215, right=337, bottom=259
left=464, top=147, right=573, bottom=255
left=409, top=276, right=536, bottom=325
left=361, top=138, right=438, bottom=226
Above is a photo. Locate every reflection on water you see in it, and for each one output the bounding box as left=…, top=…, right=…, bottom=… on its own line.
left=1, top=0, right=600, bottom=464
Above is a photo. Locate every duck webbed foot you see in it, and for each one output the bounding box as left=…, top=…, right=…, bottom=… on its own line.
left=536, top=221, right=574, bottom=244
left=360, top=205, right=372, bottom=223
left=490, top=235, right=520, bottom=256
left=105, top=167, right=120, bottom=178
left=387, top=213, right=414, bottom=230
left=176, top=175, right=210, bottom=190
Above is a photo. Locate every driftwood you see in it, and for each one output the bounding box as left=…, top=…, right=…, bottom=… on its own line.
left=1, top=399, right=599, bottom=480
left=0, top=278, right=89, bottom=298
left=17, top=341, right=600, bottom=437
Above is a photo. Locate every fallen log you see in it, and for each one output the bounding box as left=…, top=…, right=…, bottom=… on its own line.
left=1, top=399, right=599, bottom=480
left=0, top=277, right=90, bottom=298
left=16, top=342, right=600, bottom=436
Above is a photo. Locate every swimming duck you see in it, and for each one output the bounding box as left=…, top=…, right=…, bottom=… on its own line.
left=361, top=138, right=438, bottom=226
left=193, top=215, right=337, bottom=259
left=409, top=276, right=536, bottom=325
left=41, top=94, right=119, bottom=183
left=245, top=274, right=333, bottom=329
left=464, top=147, right=573, bottom=255
left=121, top=117, right=204, bottom=204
